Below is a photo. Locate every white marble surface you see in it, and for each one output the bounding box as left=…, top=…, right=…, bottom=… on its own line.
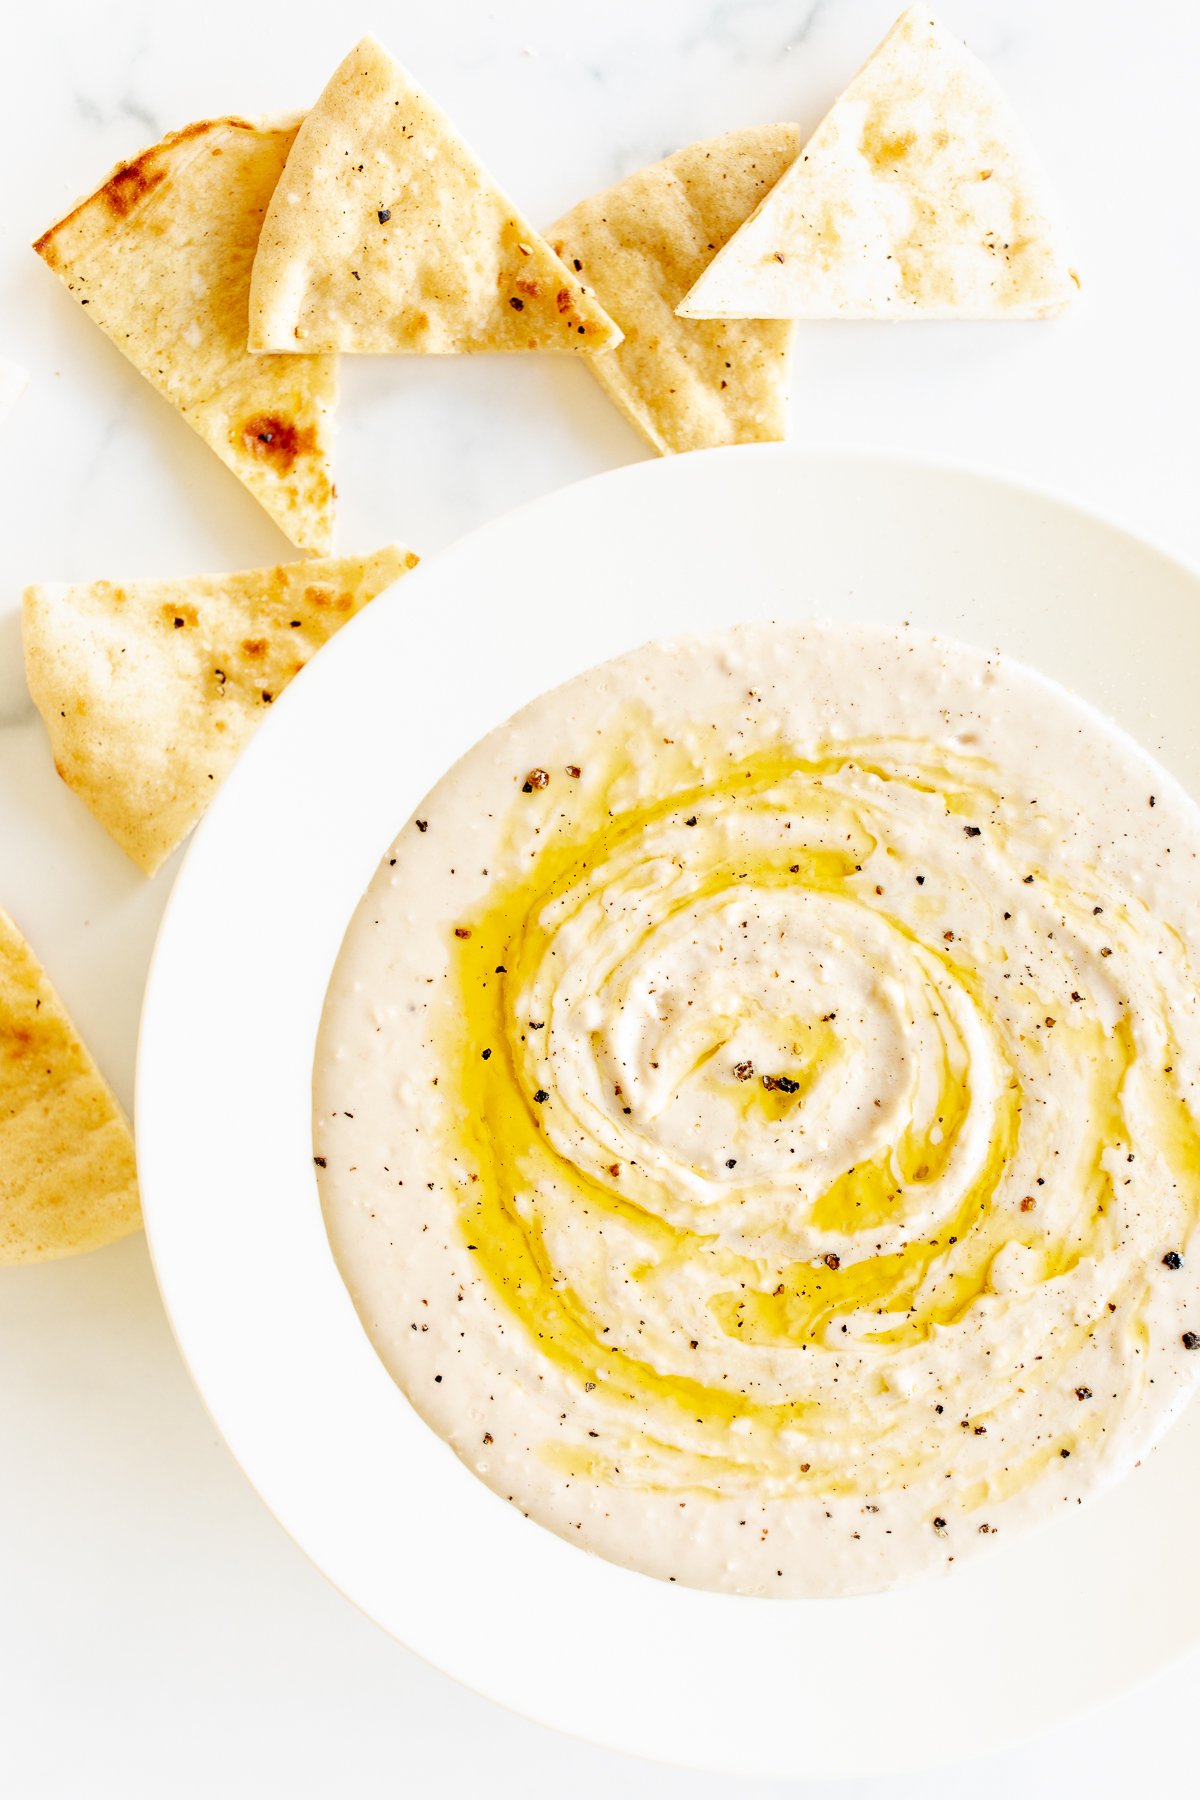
left=1, top=1, right=1198, bottom=1793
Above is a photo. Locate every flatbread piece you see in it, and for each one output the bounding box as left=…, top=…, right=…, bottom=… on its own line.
left=550, top=126, right=802, bottom=454
left=0, top=911, right=140, bottom=1264
left=679, top=8, right=1079, bottom=320
left=35, top=117, right=337, bottom=551
left=23, top=543, right=417, bottom=876
left=249, top=36, right=622, bottom=356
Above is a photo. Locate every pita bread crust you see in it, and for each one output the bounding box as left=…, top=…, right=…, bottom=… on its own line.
left=23, top=544, right=418, bottom=876
left=550, top=126, right=801, bottom=455
left=0, top=911, right=140, bottom=1265
left=678, top=9, right=1079, bottom=321
left=248, top=36, right=622, bottom=356
left=34, top=117, right=337, bottom=551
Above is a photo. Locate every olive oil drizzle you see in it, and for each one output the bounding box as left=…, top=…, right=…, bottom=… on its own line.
left=436, top=729, right=1200, bottom=1501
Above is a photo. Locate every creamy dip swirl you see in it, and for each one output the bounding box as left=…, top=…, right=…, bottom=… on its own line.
left=316, top=625, right=1200, bottom=1597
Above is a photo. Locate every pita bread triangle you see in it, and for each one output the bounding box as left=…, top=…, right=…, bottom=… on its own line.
left=678, top=8, right=1079, bottom=321
left=248, top=36, right=622, bottom=356
left=549, top=125, right=802, bottom=455
left=34, top=117, right=337, bottom=552
left=23, top=543, right=418, bottom=877
left=0, top=909, right=140, bottom=1264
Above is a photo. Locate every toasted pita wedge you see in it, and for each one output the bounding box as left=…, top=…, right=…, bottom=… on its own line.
left=249, top=36, right=621, bottom=356
left=35, top=117, right=337, bottom=551
left=550, top=126, right=801, bottom=455
left=23, top=544, right=417, bottom=876
left=0, top=911, right=139, bottom=1264
left=679, top=9, right=1079, bottom=321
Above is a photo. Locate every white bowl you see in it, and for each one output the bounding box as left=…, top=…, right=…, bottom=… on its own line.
left=138, top=447, right=1200, bottom=1780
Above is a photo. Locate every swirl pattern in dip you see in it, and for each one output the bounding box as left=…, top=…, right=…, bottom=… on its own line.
left=315, top=624, right=1200, bottom=1596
